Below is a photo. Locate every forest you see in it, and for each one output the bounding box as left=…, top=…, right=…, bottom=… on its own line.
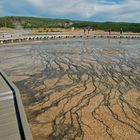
left=0, top=16, right=140, bottom=32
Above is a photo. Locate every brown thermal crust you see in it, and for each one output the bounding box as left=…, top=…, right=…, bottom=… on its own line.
left=0, top=39, right=140, bottom=140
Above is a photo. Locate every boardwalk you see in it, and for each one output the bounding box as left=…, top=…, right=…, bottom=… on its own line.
left=0, top=70, right=32, bottom=140
left=0, top=33, right=140, bottom=45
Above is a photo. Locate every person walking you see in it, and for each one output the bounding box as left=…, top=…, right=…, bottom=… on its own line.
left=88, top=28, right=90, bottom=34
left=108, top=28, right=111, bottom=35
left=84, top=28, right=86, bottom=34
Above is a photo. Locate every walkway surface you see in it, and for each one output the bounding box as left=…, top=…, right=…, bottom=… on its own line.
left=0, top=33, right=140, bottom=45
left=0, top=70, right=32, bottom=140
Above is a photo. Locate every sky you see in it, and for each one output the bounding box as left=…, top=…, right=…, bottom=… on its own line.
left=0, top=0, right=140, bottom=23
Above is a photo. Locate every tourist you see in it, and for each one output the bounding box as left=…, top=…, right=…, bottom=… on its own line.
left=84, top=28, right=86, bottom=34
left=108, top=28, right=111, bottom=35
left=88, top=28, right=90, bottom=34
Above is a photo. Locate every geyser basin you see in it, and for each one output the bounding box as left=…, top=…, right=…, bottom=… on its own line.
left=0, top=38, right=140, bottom=140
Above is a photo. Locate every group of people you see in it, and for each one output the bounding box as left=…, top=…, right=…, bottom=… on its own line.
left=83, top=28, right=91, bottom=34
left=108, top=28, right=123, bottom=35
left=83, top=28, right=123, bottom=35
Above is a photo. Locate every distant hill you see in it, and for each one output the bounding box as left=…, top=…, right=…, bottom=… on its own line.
left=0, top=16, right=140, bottom=33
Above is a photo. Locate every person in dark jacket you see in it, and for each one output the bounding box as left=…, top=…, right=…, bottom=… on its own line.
left=108, top=28, right=111, bottom=35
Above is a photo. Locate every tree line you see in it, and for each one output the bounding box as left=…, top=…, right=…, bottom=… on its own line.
left=0, top=16, right=140, bottom=33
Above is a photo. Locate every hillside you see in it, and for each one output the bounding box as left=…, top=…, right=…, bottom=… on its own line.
left=0, top=16, right=140, bottom=32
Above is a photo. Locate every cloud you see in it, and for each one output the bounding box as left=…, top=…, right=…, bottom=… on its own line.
left=26, top=0, right=96, bottom=18
left=0, top=0, right=38, bottom=16
left=26, top=0, right=140, bottom=22
left=0, top=0, right=140, bottom=22
left=100, top=0, right=140, bottom=22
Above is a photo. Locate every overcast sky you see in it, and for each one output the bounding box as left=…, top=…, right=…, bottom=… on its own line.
left=0, top=0, right=140, bottom=22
